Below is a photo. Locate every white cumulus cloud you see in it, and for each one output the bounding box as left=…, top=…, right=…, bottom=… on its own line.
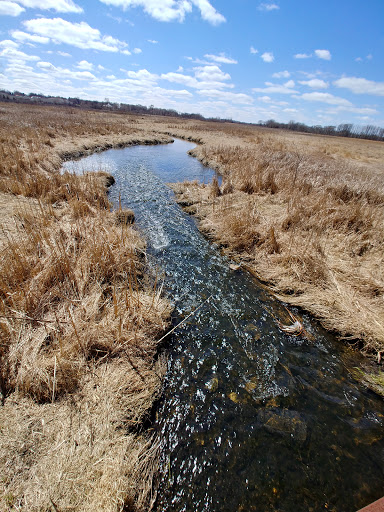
left=257, top=96, right=272, bottom=103
left=253, top=80, right=297, bottom=94
left=0, top=39, right=20, bottom=49
left=11, top=30, right=50, bottom=44
left=261, top=52, right=274, bottom=63
left=37, top=60, right=96, bottom=80
left=320, top=105, right=378, bottom=116
left=204, top=53, right=237, bottom=64
left=272, top=70, right=290, bottom=78
left=17, top=0, right=83, bottom=13
left=21, top=18, right=129, bottom=52
left=161, top=64, right=232, bottom=91
left=314, top=49, right=331, bottom=60
left=98, top=0, right=225, bottom=25
left=294, top=53, right=311, bottom=59
left=197, top=89, right=253, bottom=105
left=333, top=76, right=384, bottom=96
left=126, top=68, right=158, bottom=82
left=77, top=60, right=93, bottom=71
left=250, top=46, right=258, bottom=54
left=99, top=0, right=191, bottom=22
left=258, top=3, right=279, bottom=11
left=194, top=64, right=230, bottom=82
left=161, top=71, right=198, bottom=88
left=0, top=1, right=25, bottom=16
left=301, top=92, right=351, bottom=106
left=192, top=0, right=225, bottom=25
left=0, top=46, right=39, bottom=61
left=299, top=79, right=328, bottom=89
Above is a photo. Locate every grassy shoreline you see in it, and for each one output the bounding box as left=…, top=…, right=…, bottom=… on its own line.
left=0, top=104, right=173, bottom=511
left=1, top=103, right=384, bottom=510
left=157, top=120, right=384, bottom=392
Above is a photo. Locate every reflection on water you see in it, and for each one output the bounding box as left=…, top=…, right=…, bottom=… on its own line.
left=64, top=139, right=384, bottom=512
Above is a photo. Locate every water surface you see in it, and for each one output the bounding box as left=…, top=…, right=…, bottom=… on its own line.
left=64, top=139, right=384, bottom=512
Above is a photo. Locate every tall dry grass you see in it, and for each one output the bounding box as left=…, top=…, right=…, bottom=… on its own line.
left=2, top=102, right=383, bottom=507
left=0, top=103, right=172, bottom=201
left=0, top=202, right=171, bottom=511
left=167, top=121, right=384, bottom=355
left=0, top=103, right=172, bottom=511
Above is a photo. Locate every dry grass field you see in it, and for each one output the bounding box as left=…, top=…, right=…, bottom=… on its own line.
left=1, top=102, right=384, bottom=510
left=0, top=103, right=172, bottom=512
left=160, top=119, right=384, bottom=359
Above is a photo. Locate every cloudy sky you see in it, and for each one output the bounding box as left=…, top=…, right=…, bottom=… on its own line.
left=0, top=0, right=383, bottom=126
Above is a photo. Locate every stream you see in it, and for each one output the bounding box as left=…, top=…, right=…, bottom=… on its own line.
left=64, top=138, right=384, bottom=512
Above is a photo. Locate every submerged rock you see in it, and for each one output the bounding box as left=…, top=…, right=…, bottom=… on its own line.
left=228, top=392, right=239, bottom=403
left=257, top=408, right=307, bottom=442
left=205, top=377, right=219, bottom=393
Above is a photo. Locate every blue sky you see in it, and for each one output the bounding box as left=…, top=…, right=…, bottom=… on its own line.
left=0, top=0, right=383, bottom=126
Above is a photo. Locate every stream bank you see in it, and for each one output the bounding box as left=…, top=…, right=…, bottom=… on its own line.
left=65, top=139, right=384, bottom=512
left=164, top=130, right=384, bottom=374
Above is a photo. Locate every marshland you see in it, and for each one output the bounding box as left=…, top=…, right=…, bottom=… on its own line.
left=1, top=102, right=384, bottom=511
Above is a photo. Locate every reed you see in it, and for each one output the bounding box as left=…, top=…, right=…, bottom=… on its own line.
left=0, top=103, right=173, bottom=511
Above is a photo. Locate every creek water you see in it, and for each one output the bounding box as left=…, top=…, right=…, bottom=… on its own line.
left=64, top=139, right=384, bottom=512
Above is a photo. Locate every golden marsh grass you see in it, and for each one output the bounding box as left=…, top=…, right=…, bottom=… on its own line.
left=1, top=102, right=384, bottom=509
left=0, top=103, right=172, bottom=511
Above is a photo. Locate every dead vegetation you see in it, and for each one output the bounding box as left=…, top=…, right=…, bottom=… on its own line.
left=166, top=119, right=384, bottom=357
left=2, top=102, right=384, bottom=508
left=0, top=103, right=172, bottom=511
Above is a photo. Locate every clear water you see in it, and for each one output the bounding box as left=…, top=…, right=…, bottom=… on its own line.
left=64, top=139, right=384, bottom=512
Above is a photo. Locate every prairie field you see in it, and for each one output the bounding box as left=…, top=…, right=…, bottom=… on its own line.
left=160, top=118, right=384, bottom=357
left=0, top=103, right=172, bottom=512
left=0, top=102, right=384, bottom=511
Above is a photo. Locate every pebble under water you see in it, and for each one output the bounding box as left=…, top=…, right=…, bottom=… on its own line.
left=64, top=139, right=384, bottom=512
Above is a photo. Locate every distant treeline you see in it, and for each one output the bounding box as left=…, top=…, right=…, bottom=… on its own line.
left=258, top=119, right=384, bottom=142
left=1, top=89, right=383, bottom=142
left=0, top=89, right=232, bottom=123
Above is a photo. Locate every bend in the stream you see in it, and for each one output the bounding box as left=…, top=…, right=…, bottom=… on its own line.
left=63, top=139, right=384, bottom=512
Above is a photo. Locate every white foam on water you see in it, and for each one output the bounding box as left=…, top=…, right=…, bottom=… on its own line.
left=149, top=219, right=170, bottom=249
